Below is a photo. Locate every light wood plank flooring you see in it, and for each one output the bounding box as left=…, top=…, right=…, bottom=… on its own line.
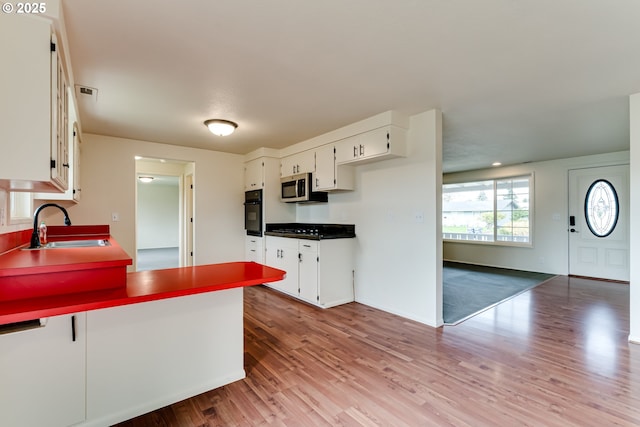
left=116, top=276, right=640, bottom=426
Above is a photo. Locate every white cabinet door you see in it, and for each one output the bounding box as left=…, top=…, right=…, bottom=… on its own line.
left=244, top=158, right=264, bottom=190
left=281, top=150, right=315, bottom=177
left=265, top=236, right=299, bottom=296
left=335, top=135, right=361, bottom=164
left=317, top=239, right=355, bottom=307
left=0, top=313, right=86, bottom=427
left=313, top=144, right=336, bottom=191
left=245, top=235, right=264, bottom=263
left=0, top=16, right=68, bottom=192
left=336, top=126, right=406, bottom=165
left=34, top=120, right=81, bottom=202
left=298, top=241, right=319, bottom=304
left=72, top=123, right=82, bottom=201
left=51, top=31, right=69, bottom=191
left=315, top=144, right=355, bottom=191
left=358, top=126, right=390, bottom=159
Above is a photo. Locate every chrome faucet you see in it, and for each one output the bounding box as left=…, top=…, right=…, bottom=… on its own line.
left=30, top=203, right=72, bottom=248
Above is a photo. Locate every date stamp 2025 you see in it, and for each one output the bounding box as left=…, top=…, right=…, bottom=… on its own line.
left=2, top=2, right=47, bottom=14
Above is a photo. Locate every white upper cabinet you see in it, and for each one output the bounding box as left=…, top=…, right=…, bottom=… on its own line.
left=35, top=97, right=82, bottom=202
left=0, top=15, right=69, bottom=192
left=244, top=157, right=264, bottom=190
left=335, top=125, right=407, bottom=165
left=313, top=144, right=354, bottom=192
left=281, top=150, right=315, bottom=177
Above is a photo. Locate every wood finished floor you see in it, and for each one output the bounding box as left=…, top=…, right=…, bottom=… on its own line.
left=116, top=276, right=640, bottom=426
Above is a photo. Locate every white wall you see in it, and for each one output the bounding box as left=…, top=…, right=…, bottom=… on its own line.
left=41, top=134, right=245, bottom=270
left=136, top=180, right=179, bottom=249
left=630, top=93, right=640, bottom=343
left=297, top=109, right=443, bottom=326
left=443, top=150, right=629, bottom=275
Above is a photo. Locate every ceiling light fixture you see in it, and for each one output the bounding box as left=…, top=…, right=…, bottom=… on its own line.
left=492, top=162, right=502, bottom=167
left=204, top=119, right=238, bottom=136
left=138, top=176, right=154, bottom=183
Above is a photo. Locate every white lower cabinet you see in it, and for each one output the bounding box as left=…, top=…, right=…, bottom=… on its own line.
left=265, top=236, right=299, bottom=296
left=0, top=313, right=86, bottom=427
left=298, top=241, right=319, bottom=304
left=265, top=236, right=354, bottom=308
left=0, top=289, right=245, bottom=427
left=85, top=289, right=244, bottom=427
left=245, top=235, right=264, bottom=263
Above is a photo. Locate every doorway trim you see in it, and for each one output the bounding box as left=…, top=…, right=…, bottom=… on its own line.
left=134, top=157, right=195, bottom=271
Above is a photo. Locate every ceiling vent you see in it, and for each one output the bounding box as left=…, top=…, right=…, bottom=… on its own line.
left=75, top=85, right=98, bottom=102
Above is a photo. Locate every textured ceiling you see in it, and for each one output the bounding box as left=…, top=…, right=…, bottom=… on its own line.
left=61, top=0, right=640, bottom=172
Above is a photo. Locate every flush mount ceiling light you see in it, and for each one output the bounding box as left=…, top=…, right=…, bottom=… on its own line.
left=138, top=176, right=154, bottom=183
left=204, top=119, right=238, bottom=136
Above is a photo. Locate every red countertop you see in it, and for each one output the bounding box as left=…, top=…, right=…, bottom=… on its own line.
left=0, top=225, right=133, bottom=302
left=0, top=225, right=131, bottom=276
left=0, top=261, right=285, bottom=325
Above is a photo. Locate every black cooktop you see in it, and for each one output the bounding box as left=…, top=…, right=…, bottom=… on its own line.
left=265, top=223, right=355, bottom=240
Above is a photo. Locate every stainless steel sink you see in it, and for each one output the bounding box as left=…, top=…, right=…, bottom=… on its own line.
left=45, top=239, right=111, bottom=248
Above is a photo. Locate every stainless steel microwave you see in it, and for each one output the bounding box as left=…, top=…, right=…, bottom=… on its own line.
left=280, top=173, right=328, bottom=203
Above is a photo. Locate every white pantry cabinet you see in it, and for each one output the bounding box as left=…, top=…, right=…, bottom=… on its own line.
left=335, top=125, right=407, bottom=165
left=265, top=236, right=355, bottom=308
left=0, top=15, right=70, bottom=192
left=281, top=150, right=315, bottom=177
left=313, top=144, right=354, bottom=191
left=0, top=313, right=86, bottom=427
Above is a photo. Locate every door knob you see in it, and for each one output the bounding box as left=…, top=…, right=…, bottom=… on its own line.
left=570, top=228, right=579, bottom=233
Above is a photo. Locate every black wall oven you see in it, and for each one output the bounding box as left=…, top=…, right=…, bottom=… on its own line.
left=244, top=189, right=263, bottom=236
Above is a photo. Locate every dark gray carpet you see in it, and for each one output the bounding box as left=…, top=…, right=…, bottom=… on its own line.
left=443, top=261, right=555, bottom=325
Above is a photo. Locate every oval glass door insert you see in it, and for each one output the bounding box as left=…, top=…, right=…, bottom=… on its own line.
left=584, top=179, right=619, bottom=237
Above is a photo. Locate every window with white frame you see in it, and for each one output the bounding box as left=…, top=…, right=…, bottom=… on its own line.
left=442, top=175, right=532, bottom=245
left=10, top=192, right=33, bottom=224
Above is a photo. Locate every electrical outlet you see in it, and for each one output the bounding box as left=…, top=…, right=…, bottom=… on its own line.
left=112, top=212, right=120, bottom=222
left=414, top=212, right=425, bottom=223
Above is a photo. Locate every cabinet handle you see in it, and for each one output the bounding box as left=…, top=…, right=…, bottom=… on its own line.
left=0, top=319, right=43, bottom=335
left=316, top=178, right=319, bottom=188
left=303, top=244, right=311, bottom=248
left=359, top=144, right=364, bottom=156
left=71, top=315, right=76, bottom=342
left=299, top=252, right=302, bottom=262
left=353, top=146, right=357, bottom=158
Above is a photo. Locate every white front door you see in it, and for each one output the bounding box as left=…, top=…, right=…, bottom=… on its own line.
left=568, top=165, right=629, bottom=281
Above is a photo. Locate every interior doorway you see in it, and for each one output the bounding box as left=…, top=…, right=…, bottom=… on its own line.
left=135, top=157, right=195, bottom=271
left=568, top=164, right=629, bottom=281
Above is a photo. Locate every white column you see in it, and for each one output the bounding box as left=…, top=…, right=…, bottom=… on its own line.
left=629, top=93, right=640, bottom=343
